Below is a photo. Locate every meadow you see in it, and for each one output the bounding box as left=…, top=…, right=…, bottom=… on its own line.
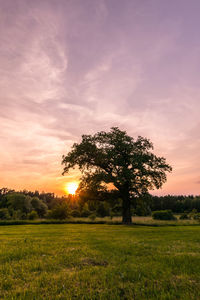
left=0, top=224, right=200, bottom=299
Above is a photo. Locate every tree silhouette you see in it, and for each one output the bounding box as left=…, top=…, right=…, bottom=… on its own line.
left=62, top=127, right=172, bottom=224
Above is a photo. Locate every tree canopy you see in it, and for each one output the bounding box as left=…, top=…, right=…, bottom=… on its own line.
left=62, top=127, right=172, bottom=224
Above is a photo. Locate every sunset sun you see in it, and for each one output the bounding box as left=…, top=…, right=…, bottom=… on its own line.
left=65, top=182, right=79, bottom=195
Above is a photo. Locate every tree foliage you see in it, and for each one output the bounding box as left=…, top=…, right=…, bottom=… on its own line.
left=62, top=127, right=172, bottom=224
left=48, top=202, right=71, bottom=220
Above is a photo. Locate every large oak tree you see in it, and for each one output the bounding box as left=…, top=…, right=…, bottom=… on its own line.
left=62, top=127, right=172, bottom=224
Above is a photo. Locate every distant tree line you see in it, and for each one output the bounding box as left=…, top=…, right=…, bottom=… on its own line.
left=0, top=187, right=116, bottom=220
left=151, top=195, right=200, bottom=213
left=0, top=187, right=200, bottom=220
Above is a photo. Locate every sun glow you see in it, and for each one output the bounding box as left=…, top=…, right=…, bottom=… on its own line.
left=65, top=182, right=79, bottom=195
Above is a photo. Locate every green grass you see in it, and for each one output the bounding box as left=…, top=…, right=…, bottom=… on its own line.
left=0, top=224, right=200, bottom=299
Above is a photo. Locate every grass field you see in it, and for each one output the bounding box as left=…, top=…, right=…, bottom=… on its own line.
left=0, top=224, right=200, bottom=299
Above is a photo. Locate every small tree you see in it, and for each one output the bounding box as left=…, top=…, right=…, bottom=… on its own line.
left=62, top=127, right=172, bottom=224
left=152, top=210, right=176, bottom=220
left=31, top=197, right=48, bottom=218
left=6, top=193, right=32, bottom=216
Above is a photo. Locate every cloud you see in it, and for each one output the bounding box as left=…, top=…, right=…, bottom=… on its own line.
left=0, top=0, right=200, bottom=195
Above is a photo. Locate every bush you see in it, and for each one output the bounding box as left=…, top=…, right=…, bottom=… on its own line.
left=189, top=209, right=198, bottom=219
left=81, top=209, right=91, bottom=217
left=0, top=208, right=10, bottom=220
left=28, top=210, right=39, bottom=220
left=71, top=210, right=81, bottom=218
left=179, top=213, right=190, bottom=220
left=152, top=210, right=176, bottom=220
left=89, top=213, right=96, bottom=221
left=193, top=213, right=200, bottom=221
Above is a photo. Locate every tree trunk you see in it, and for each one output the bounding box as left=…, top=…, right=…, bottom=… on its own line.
left=122, top=189, right=132, bottom=224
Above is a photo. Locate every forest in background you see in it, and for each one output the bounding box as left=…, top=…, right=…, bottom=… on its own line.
left=0, top=187, right=200, bottom=221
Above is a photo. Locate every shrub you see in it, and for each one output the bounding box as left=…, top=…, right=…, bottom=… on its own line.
left=193, top=213, right=200, bottom=221
left=189, top=209, right=198, bottom=219
left=179, top=213, right=190, bottom=220
left=89, top=213, right=96, bottom=221
left=28, top=210, right=39, bottom=220
left=0, top=208, right=10, bottom=220
left=81, top=209, right=91, bottom=217
left=71, top=210, right=81, bottom=218
left=152, top=210, right=176, bottom=220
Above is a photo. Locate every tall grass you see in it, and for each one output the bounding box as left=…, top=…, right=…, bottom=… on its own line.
left=0, top=215, right=199, bottom=226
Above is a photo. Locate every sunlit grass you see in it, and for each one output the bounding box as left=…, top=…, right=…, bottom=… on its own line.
left=0, top=224, right=200, bottom=299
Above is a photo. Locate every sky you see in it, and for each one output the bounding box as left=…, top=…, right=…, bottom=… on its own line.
left=0, top=0, right=200, bottom=196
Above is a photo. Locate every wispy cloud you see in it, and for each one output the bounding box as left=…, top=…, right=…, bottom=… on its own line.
left=0, top=0, right=200, bottom=195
